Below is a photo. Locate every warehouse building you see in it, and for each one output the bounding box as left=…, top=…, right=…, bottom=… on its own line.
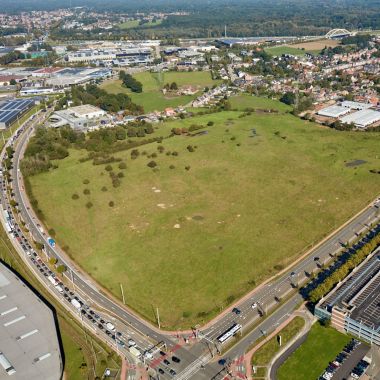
left=341, top=101, right=372, bottom=110
left=315, top=250, right=380, bottom=346
left=50, top=104, right=110, bottom=131
left=340, top=109, right=380, bottom=129
left=0, top=98, right=36, bottom=130
left=317, top=105, right=351, bottom=118
left=0, top=262, right=62, bottom=379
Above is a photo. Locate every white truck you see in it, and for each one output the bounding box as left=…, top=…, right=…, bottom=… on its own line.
left=48, top=275, right=59, bottom=287
left=129, top=346, right=141, bottom=359
left=106, top=322, right=115, bottom=331
left=71, top=299, right=81, bottom=309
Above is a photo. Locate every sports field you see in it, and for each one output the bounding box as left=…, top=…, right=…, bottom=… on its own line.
left=27, top=96, right=380, bottom=328
left=100, top=71, right=220, bottom=112
left=277, top=323, right=350, bottom=380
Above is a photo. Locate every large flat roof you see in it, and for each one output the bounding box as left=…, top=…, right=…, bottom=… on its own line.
left=0, top=263, right=62, bottom=380
left=321, top=252, right=380, bottom=330
left=317, top=105, right=350, bottom=118
left=340, top=109, right=380, bottom=128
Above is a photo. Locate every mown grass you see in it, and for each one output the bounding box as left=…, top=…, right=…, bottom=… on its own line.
left=100, top=71, right=221, bottom=112
left=27, top=102, right=380, bottom=329
left=230, top=94, right=292, bottom=112
left=277, top=323, right=351, bottom=380
left=265, top=45, right=309, bottom=56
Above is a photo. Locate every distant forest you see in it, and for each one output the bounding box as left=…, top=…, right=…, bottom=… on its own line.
left=1, top=0, right=380, bottom=38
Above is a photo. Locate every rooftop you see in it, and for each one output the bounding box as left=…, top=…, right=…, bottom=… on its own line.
left=0, top=262, right=62, bottom=380
left=321, top=252, right=380, bottom=331
left=317, top=105, right=350, bottom=118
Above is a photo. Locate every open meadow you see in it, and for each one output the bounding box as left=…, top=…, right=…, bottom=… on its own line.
left=277, top=323, right=351, bottom=380
left=27, top=96, right=380, bottom=328
left=265, top=39, right=338, bottom=56
left=100, top=71, right=221, bottom=113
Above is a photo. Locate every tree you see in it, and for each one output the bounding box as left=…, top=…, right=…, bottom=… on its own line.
left=170, top=82, right=178, bottom=91
left=57, top=264, right=67, bottom=274
left=280, top=92, right=296, bottom=105
left=9, top=79, right=16, bottom=85
left=147, top=160, right=157, bottom=168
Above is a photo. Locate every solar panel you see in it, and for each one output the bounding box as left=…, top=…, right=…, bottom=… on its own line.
left=0, top=98, right=35, bottom=127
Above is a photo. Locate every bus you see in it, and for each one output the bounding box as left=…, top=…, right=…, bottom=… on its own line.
left=5, top=222, right=12, bottom=233
left=217, top=323, right=242, bottom=344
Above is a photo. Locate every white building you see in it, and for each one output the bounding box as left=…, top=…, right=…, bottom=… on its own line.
left=340, top=109, right=380, bottom=129
left=317, top=105, right=351, bottom=118
left=341, top=101, right=372, bottom=110
left=50, top=105, right=110, bottom=131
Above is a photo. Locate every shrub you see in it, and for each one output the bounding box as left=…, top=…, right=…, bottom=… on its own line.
left=49, top=257, right=58, bottom=265
left=83, top=188, right=90, bottom=195
left=109, top=201, right=114, bottom=207
left=169, top=165, right=175, bottom=169
left=172, top=151, right=178, bottom=156
left=105, top=165, right=113, bottom=172
left=117, top=172, right=124, bottom=178
left=230, top=136, right=236, bottom=141
left=185, top=165, right=191, bottom=171
left=86, top=201, right=93, bottom=208
left=72, top=193, right=79, bottom=200
left=57, top=264, right=67, bottom=274
left=118, top=162, right=127, bottom=170
left=112, top=178, right=121, bottom=187
left=187, top=145, right=194, bottom=152
left=151, top=152, right=157, bottom=158
left=48, top=228, right=56, bottom=237
left=207, top=121, right=214, bottom=126
left=147, top=161, right=157, bottom=168
left=101, top=186, right=107, bottom=192
left=83, top=179, right=90, bottom=184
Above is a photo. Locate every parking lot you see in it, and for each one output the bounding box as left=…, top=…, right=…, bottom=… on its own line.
left=318, top=339, right=371, bottom=380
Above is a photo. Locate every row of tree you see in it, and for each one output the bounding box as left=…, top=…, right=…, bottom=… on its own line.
left=119, top=71, right=143, bottom=93
left=308, top=231, right=380, bottom=304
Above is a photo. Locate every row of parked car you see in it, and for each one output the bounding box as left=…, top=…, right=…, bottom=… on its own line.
left=350, top=358, right=370, bottom=379
left=318, top=338, right=361, bottom=380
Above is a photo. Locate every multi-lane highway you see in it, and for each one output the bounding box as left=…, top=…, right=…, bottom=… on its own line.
left=2, top=111, right=380, bottom=380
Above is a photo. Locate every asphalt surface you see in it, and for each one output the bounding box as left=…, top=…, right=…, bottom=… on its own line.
left=2, top=113, right=380, bottom=380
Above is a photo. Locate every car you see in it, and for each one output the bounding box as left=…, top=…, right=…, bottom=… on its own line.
left=163, top=359, right=170, bottom=365
left=169, top=369, right=176, bottom=376
left=252, top=302, right=258, bottom=309
left=172, top=356, right=181, bottom=363
left=159, top=351, right=166, bottom=356
left=128, top=339, right=136, bottom=347
left=98, top=324, right=103, bottom=329
left=232, top=307, right=241, bottom=315
left=158, top=368, right=165, bottom=374
left=116, top=332, right=122, bottom=337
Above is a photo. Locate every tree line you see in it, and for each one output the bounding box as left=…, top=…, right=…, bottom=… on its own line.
left=119, top=71, right=143, bottom=93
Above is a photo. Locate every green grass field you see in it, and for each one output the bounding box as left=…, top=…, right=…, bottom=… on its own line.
left=230, top=94, right=291, bottom=112
left=265, top=46, right=308, bottom=56
left=252, top=316, right=305, bottom=367
left=27, top=100, right=380, bottom=328
left=100, top=71, right=220, bottom=113
left=117, top=19, right=163, bottom=29
left=277, top=323, right=351, bottom=380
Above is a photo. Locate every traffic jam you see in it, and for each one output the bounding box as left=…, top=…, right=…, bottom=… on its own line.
left=0, top=121, right=183, bottom=379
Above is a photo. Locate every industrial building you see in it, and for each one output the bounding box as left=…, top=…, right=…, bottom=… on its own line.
left=341, top=101, right=372, bottom=110
left=0, top=98, right=36, bottom=130
left=317, top=105, right=351, bottom=118
left=65, top=47, right=152, bottom=65
left=315, top=250, right=380, bottom=346
left=0, top=262, right=62, bottom=379
left=340, top=109, right=380, bottom=129
left=50, top=104, right=110, bottom=131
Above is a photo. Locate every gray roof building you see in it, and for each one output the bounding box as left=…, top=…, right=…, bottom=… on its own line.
left=0, top=262, right=62, bottom=379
